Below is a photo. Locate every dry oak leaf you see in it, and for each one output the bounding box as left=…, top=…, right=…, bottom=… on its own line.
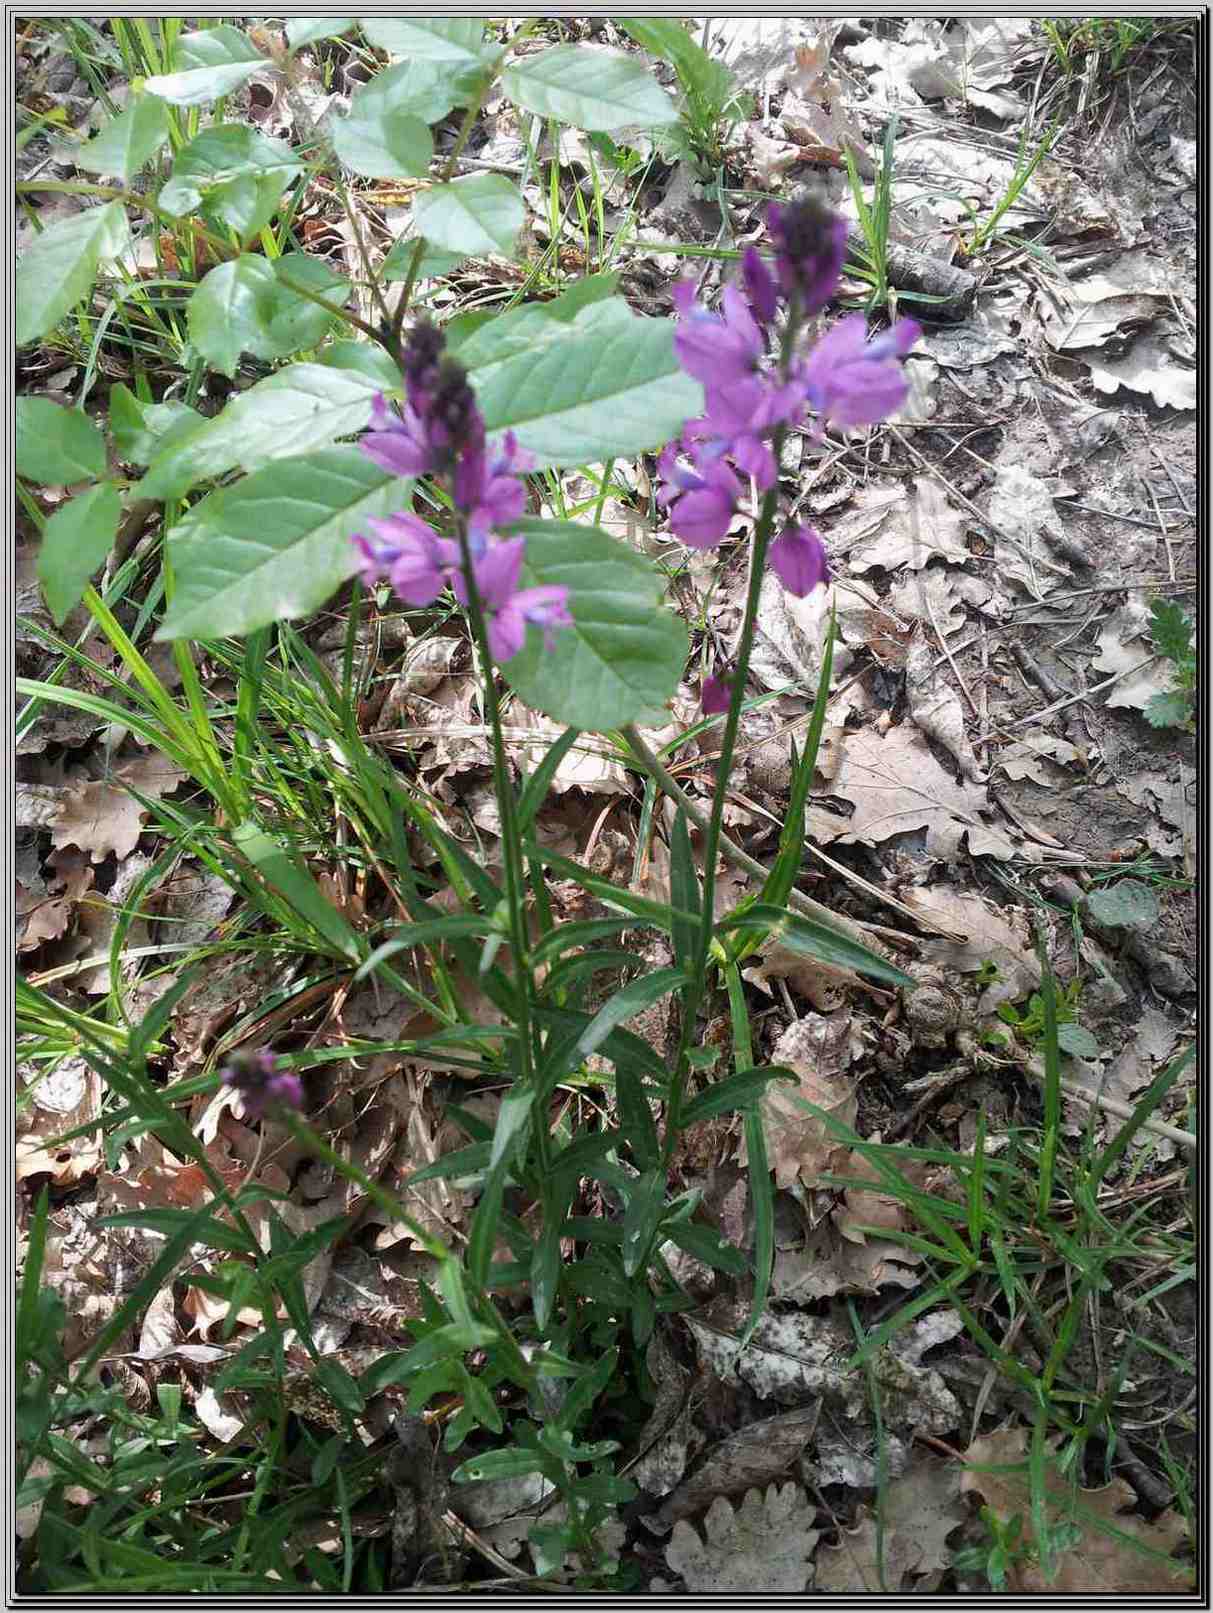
left=842, top=478, right=970, bottom=574
left=815, top=1457, right=965, bottom=1594
left=745, top=1014, right=859, bottom=1190
left=652, top=1404, right=820, bottom=1531
left=664, top=1483, right=820, bottom=1592
left=961, top=1427, right=1193, bottom=1592
left=825, top=723, right=1014, bottom=860
left=51, top=754, right=187, bottom=862
left=908, top=887, right=1041, bottom=1014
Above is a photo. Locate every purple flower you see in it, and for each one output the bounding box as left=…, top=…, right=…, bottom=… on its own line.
left=455, top=537, right=573, bottom=662
left=741, top=245, right=779, bottom=327
left=672, top=279, right=765, bottom=386
left=220, top=1048, right=303, bottom=1121
left=454, top=430, right=535, bottom=548
left=354, top=512, right=457, bottom=605
left=700, top=672, right=732, bottom=715
left=657, top=443, right=742, bottom=548
left=768, top=525, right=829, bottom=597
left=692, top=376, right=806, bottom=491
left=360, top=392, right=437, bottom=478
left=767, top=194, right=848, bottom=314
left=799, top=313, right=921, bottom=432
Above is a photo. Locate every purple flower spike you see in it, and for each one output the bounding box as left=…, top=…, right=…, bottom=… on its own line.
left=769, top=525, right=829, bottom=597
left=767, top=194, right=848, bottom=315
left=799, top=313, right=922, bottom=432
left=220, top=1048, right=303, bottom=1121
left=700, top=673, right=732, bottom=715
left=657, top=444, right=742, bottom=549
left=361, top=512, right=457, bottom=605
left=360, top=393, right=437, bottom=478
left=741, top=246, right=779, bottom=326
left=457, top=537, right=572, bottom=662
left=455, top=430, right=535, bottom=547
left=672, top=280, right=765, bottom=387
left=695, top=377, right=806, bottom=491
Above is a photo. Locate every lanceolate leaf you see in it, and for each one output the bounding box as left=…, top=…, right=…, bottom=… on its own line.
left=71, top=94, right=171, bottom=181
left=468, top=296, right=703, bottom=467
left=155, top=448, right=404, bottom=640
left=716, top=904, right=916, bottom=988
left=139, top=364, right=385, bottom=501
left=37, top=482, right=122, bottom=625
left=503, top=519, right=688, bottom=730
left=144, top=26, right=266, bottom=105
left=15, top=200, right=129, bottom=346
left=15, top=398, right=106, bottom=485
left=413, top=173, right=524, bottom=259
left=502, top=44, right=679, bottom=131
left=231, top=822, right=360, bottom=960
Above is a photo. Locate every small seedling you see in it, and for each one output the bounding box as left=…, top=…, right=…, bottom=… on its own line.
left=1144, top=596, right=1195, bottom=731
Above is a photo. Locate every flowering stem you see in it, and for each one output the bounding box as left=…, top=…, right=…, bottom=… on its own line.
left=452, top=524, right=546, bottom=1165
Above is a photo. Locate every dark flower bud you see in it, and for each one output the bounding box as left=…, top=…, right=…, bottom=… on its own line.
left=220, top=1047, right=303, bottom=1120
left=429, top=357, right=484, bottom=461
left=767, top=191, right=848, bottom=315
left=402, top=317, right=446, bottom=401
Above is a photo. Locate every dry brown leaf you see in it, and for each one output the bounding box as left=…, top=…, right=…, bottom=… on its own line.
left=665, top=1483, right=820, bottom=1593
left=962, top=1428, right=1193, bottom=1592
left=745, top=1014, right=859, bottom=1189
left=910, top=888, right=1041, bottom=1013
left=842, top=479, right=970, bottom=574
left=51, top=754, right=186, bottom=862
left=906, top=634, right=986, bottom=782
left=772, top=1218, right=920, bottom=1302
left=815, top=1458, right=963, bottom=1589
left=887, top=565, right=967, bottom=637
left=1092, top=599, right=1175, bottom=713
left=16, top=1057, right=103, bottom=1184
left=653, top=1405, right=820, bottom=1531
left=742, top=943, right=848, bottom=1012
left=826, top=724, right=1015, bottom=860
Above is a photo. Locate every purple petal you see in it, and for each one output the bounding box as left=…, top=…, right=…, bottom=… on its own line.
left=487, top=601, right=527, bottom=662
left=461, top=535, right=526, bottom=609
left=768, top=526, right=829, bottom=597
left=669, top=486, right=735, bottom=548
left=742, top=245, right=779, bottom=325
left=701, top=673, right=731, bottom=715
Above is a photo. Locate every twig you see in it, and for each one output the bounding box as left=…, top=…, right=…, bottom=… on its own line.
left=1057, top=1079, right=1196, bottom=1155
left=975, top=656, right=1158, bottom=742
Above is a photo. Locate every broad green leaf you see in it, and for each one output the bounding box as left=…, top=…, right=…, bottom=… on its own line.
left=331, top=78, right=433, bottom=178
left=467, top=296, right=703, bottom=467
left=503, top=519, right=688, bottom=730
left=502, top=45, right=679, bottom=131
left=285, top=17, right=354, bottom=52
left=37, top=482, right=122, bottom=625
left=1148, top=596, right=1193, bottom=663
left=346, top=57, right=475, bottom=127
left=15, top=200, right=129, bottom=346
left=619, top=18, right=735, bottom=108
left=139, top=363, right=385, bottom=500
left=1085, top=880, right=1160, bottom=930
left=361, top=18, right=492, bottom=64
left=451, top=1447, right=548, bottom=1483
left=316, top=339, right=400, bottom=387
left=155, top=447, right=404, bottom=640
left=231, top=821, right=360, bottom=959
left=716, top=903, right=917, bottom=988
left=71, top=94, right=171, bottom=181
left=187, top=253, right=347, bottom=376
left=15, top=398, right=106, bottom=485
left=413, top=173, right=524, bottom=259
left=1056, top=1023, right=1100, bottom=1059
left=109, top=385, right=203, bottom=466
left=144, top=26, right=266, bottom=105
left=381, top=233, right=466, bottom=281
left=448, top=278, right=619, bottom=370
left=160, top=126, right=302, bottom=244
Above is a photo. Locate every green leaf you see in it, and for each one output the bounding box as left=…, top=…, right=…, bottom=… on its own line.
left=15, top=398, right=106, bottom=485
left=452, top=1447, right=548, bottom=1483
left=1085, top=879, right=1161, bottom=930
left=159, top=126, right=302, bottom=243
left=285, top=17, right=354, bottom=52
left=1055, top=1023, right=1100, bottom=1059
left=663, top=1220, right=748, bottom=1276
left=37, top=482, right=122, bottom=625
left=139, top=363, right=385, bottom=501
left=380, top=233, right=466, bottom=282
left=144, top=26, right=266, bottom=105
left=109, top=385, right=203, bottom=466
left=716, top=903, right=917, bottom=988
left=231, top=821, right=360, bottom=960
left=566, top=967, right=687, bottom=1067
left=1148, top=596, right=1193, bottom=664
left=615, top=1063, right=661, bottom=1170
left=71, top=94, right=171, bottom=182
left=1144, top=689, right=1192, bottom=730
left=502, top=45, right=679, bottom=131
left=348, top=57, right=475, bottom=127
left=361, top=18, right=493, bottom=65
left=155, top=447, right=404, bottom=640
left=331, top=74, right=433, bottom=178
left=413, top=173, right=524, bottom=260
left=668, top=808, right=700, bottom=971
left=15, top=200, right=129, bottom=346
left=187, top=253, right=347, bottom=377
left=679, top=1066, right=799, bottom=1127
left=502, top=519, right=688, bottom=730
left=467, top=295, right=703, bottom=468
left=621, top=1168, right=667, bottom=1277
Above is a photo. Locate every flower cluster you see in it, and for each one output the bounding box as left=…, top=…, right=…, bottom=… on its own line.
left=660, top=193, right=921, bottom=600
left=220, top=1048, right=303, bottom=1120
left=352, top=320, right=572, bottom=663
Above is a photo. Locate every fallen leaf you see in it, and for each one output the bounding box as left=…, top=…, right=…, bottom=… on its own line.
left=653, top=1405, right=820, bottom=1530
left=887, top=565, right=967, bottom=637
left=1083, top=335, right=1196, bottom=412
left=772, top=1218, right=921, bottom=1301
left=998, top=734, right=1082, bottom=786
left=986, top=464, right=1072, bottom=598
left=826, top=724, right=1015, bottom=860
left=842, top=479, right=970, bottom=574
left=747, top=1015, right=860, bottom=1190
left=906, top=634, right=986, bottom=782
left=910, top=888, right=1040, bottom=1012
left=1092, top=600, right=1174, bottom=712
left=962, top=1427, right=1193, bottom=1592
left=815, top=1458, right=963, bottom=1588
left=665, top=1483, right=819, bottom=1592
left=51, top=754, right=186, bottom=862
